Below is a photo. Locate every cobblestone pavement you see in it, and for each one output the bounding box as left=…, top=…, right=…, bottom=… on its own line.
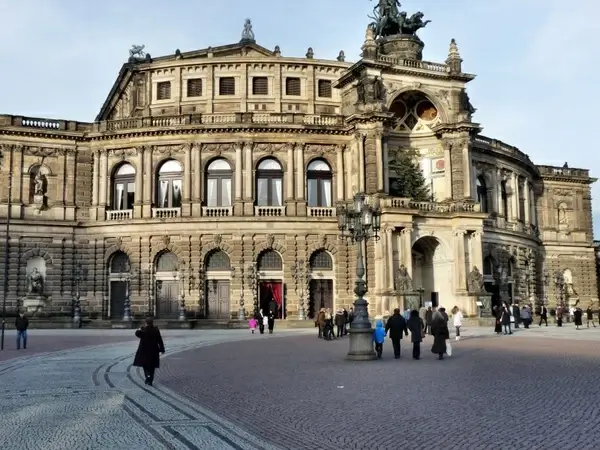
left=162, top=328, right=600, bottom=450
left=0, top=329, right=313, bottom=450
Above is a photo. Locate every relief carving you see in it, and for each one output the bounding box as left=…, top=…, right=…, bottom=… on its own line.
left=108, top=148, right=138, bottom=158
left=26, top=147, right=62, bottom=157
left=154, top=145, right=185, bottom=155
left=305, top=144, right=336, bottom=156
left=266, top=234, right=275, bottom=249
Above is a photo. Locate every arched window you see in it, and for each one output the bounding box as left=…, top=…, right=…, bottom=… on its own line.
left=205, top=159, right=232, bottom=207
left=156, top=251, right=179, bottom=272
left=110, top=251, right=130, bottom=273
left=205, top=250, right=231, bottom=271
left=309, top=250, right=333, bottom=270
left=256, top=158, right=283, bottom=207
left=112, top=163, right=136, bottom=210
left=307, top=159, right=332, bottom=207
left=257, top=249, right=283, bottom=271
left=156, top=160, right=182, bottom=208
left=501, top=181, right=508, bottom=220
left=483, top=256, right=493, bottom=276
left=476, top=176, right=488, bottom=213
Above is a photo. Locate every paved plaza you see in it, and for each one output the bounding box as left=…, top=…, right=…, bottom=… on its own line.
left=0, top=325, right=598, bottom=449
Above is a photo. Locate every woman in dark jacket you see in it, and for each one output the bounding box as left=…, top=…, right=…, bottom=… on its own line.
left=430, top=310, right=449, bottom=360
left=501, top=304, right=512, bottom=335
left=574, top=307, right=583, bottom=330
left=133, top=316, right=165, bottom=386
left=493, top=306, right=502, bottom=335
left=407, top=310, right=425, bottom=360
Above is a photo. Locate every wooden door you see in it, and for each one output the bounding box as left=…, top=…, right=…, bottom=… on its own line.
left=156, top=280, right=179, bottom=319
left=309, top=279, right=333, bottom=318
left=206, top=280, right=230, bottom=319
left=110, top=281, right=127, bottom=320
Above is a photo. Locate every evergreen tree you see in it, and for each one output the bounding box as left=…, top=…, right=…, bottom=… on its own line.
left=388, top=148, right=431, bottom=201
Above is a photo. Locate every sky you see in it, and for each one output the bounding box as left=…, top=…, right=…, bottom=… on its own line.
left=1, top=0, right=599, bottom=235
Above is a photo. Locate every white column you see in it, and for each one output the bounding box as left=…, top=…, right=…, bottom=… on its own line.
left=529, top=186, right=537, bottom=226
left=295, top=143, right=305, bottom=199
left=183, top=144, right=192, bottom=202
left=244, top=142, right=252, bottom=200
left=462, top=141, right=471, bottom=198
left=386, top=228, right=395, bottom=290
left=375, top=131, right=384, bottom=191
left=523, top=181, right=530, bottom=223
left=143, top=146, right=152, bottom=204
left=356, top=132, right=365, bottom=192
left=401, top=227, right=413, bottom=278
left=286, top=144, right=294, bottom=200
left=336, top=145, right=344, bottom=202
left=511, top=174, right=519, bottom=221
left=99, top=150, right=108, bottom=205
left=92, top=150, right=99, bottom=206
left=471, top=231, right=483, bottom=273
left=344, top=147, right=352, bottom=200
left=383, top=137, right=389, bottom=194
left=443, top=142, right=452, bottom=200
left=193, top=143, right=202, bottom=201
left=235, top=143, right=243, bottom=200
left=454, top=230, right=467, bottom=291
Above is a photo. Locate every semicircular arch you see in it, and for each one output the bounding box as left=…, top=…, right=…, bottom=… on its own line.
left=149, top=241, right=184, bottom=265
left=21, top=247, right=54, bottom=267
left=254, top=242, right=286, bottom=261
left=201, top=241, right=234, bottom=264
left=411, top=234, right=451, bottom=257
left=103, top=242, right=135, bottom=263
left=28, top=163, right=52, bottom=176
left=307, top=241, right=338, bottom=259
left=387, top=87, right=449, bottom=124
left=308, top=248, right=335, bottom=270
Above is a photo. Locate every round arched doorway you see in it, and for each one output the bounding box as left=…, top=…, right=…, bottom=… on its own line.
left=308, top=249, right=334, bottom=319
left=154, top=251, right=180, bottom=319
left=257, top=249, right=285, bottom=318
left=411, top=236, right=450, bottom=307
left=204, top=249, right=233, bottom=319
left=108, top=251, right=130, bottom=320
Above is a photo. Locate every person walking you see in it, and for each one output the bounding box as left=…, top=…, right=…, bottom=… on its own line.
left=430, top=308, right=449, bottom=360
left=385, top=308, right=408, bottom=359
left=335, top=309, right=346, bottom=338
left=407, top=310, right=425, bottom=360
left=372, top=320, right=386, bottom=359
left=512, top=303, right=521, bottom=329
left=256, top=309, right=266, bottom=334
left=15, top=311, right=29, bottom=350
left=424, top=306, right=433, bottom=335
left=267, top=298, right=278, bottom=334
left=521, top=305, right=532, bottom=329
left=539, top=305, right=548, bottom=326
left=501, top=303, right=512, bottom=335
left=574, top=307, right=583, bottom=330
left=316, top=308, right=326, bottom=339
left=586, top=306, right=596, bottom=328
left=451, top=306, right=463, bottom=341
left=133, top=316, right=165, bottom=386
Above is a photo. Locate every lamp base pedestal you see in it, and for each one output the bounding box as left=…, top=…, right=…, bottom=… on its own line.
left=346, top=327, right=376, bottom=361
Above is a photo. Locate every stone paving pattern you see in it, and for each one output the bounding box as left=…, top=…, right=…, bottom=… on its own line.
left=0, top=325, right=598, bottom=449
left=162, top=325, right=600, bottom=450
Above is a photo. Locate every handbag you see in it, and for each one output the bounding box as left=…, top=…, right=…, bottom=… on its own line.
left=446, top=340, right=453, bottom=356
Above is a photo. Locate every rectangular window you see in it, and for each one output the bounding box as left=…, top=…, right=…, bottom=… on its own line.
left=252, top=77, right=268, bottom=95
left=219, top=77, right=236, bottom=95
left=317, top=80, right=332, bottom=98
left=156, top=81, right=171, bottom=100
left=285, top=77, right=301, bottom=96
left=115, top=182, right=135, bottom=210
left=187, top=78, right=203, bottom=97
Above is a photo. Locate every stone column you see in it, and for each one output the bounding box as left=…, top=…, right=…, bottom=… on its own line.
left=11, top=146, right=23, bottom=206
left=386, top=228, right=395, bottom=290
left=133, top=148, right=143, bottom=218
left=462, top=142, right=472, bottom=199
left=375, top=131, right=384, bottom=192
left=98, top=149, right=109, bottom=219
left=400, top=227, right=413, bottom=278
left=344, top=146, right=352, bottom=200
left=511, top=173, right=519, bottom=221
left=91, top=150, right=99, bottom=218
left=182, top=144, right=192, bottom=216
left=243, top=142, right=254, bottom=215
left=523, top=180, right=530, bottom=223
left=442, top=136, right=471, bottom=199
left=382, top=137, right=389, bottom=194
left=356, top=132, right=365, bottom=192
left=336, top=145, right=344, bottom=203
left=453, top=229, right=467, bottom=291
left=286, top=144, right=294, bottom=201
left=295, top=143, right=306, bottom=216
left=470, top=231, right=483, bottom=273
left=142, top=146, right=153, bottom=218
left=192, top=143, right=202, bottom=217
left=443, top=142, right=453, bottom=200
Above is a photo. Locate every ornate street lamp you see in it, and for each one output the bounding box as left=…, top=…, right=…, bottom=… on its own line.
left=0, top=148, right=14, bottom=350
left=177, top=262, right=187, bottom=321
left=336, top=192, right=381, bottom=361
left=72, top=261, right=88, bottom=326
left=246, top=262, right=260, bottom=316
left=291, top=259, right=308, bottom=320
left=120, top=261, right=133, bottom=322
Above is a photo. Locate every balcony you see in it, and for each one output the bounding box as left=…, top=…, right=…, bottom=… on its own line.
left=307, top=207, right=335, bottom=218
left=381, top=198, right=481, bottom=213
left=152, top=207, right=181, bottom=219
left=255, top=206, right=286, bottom=217
left=106, top=210, right=132, bottom=221
left=202, top=206, right=232, bottom=217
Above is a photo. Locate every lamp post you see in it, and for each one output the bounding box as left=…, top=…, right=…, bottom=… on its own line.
left=121, top=261, right=133, bottom=322
left=291, top=259, right=308, bottom=320
left=177, top=262, right=187, bottom=321
left=246, top=262, right=260, bottom=316
left=1, top=147, right=13, bottom=350
left=72, top=261, right=87, bottom=327
left=554, top=269, right=565, bottom=310
left=336, top=192, right=381, bottom=361
left=195, top=268, right=205, bottom=318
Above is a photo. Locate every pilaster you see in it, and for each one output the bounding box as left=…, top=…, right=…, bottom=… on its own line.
left=182, top=143, right=192, bottom=217
left=142, top=146, right=153, bottom=218
left=234, top=142, right=244, bottom=216
left=133, top=147, right=143, bottom=219
left=192, top=143, right=203, bottom=217
left=98, top=149, right=108, bottom=220
left=400, top=227, right=413, bottom=278
left=453, top=229, right=467, bottom=291
left=294, top=142, right=306, bottom=216
left=243, top=142, right=254, bottom=216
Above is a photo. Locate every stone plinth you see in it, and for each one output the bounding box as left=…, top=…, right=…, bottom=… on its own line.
left=379, top=34, right=424, bottom=60
left=22, top=294, right=49, bottom=316
left=347, top=328, right=376, bottom=361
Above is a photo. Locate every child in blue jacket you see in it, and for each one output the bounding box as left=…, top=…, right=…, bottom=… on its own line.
left=373, top=320, right=386, bottom=359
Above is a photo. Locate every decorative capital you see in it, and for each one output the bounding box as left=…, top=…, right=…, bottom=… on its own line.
left=400, top=227, right=412, bottom=236
left=453, top=229, right=467, bottom=237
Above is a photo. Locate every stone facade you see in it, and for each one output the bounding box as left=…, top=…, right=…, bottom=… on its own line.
left=0, top=21, right=597, bottom=320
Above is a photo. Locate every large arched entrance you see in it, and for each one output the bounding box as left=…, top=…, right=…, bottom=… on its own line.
left=108, top=251, right=130, bottom=320
left=411, top=236, right=451, bottom=307
left=204, top=249, right=232, bottom=319
left=154, top=251, right=180, bottom=319
left=308, top=249, right=334, bottom=319
left=257, top=249, right=285, bottom=319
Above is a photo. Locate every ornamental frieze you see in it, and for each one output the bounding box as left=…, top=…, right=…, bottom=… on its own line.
left=202, top=143, right=235, bottom=154
left=154, top=144, right=185, bottom=154
left=254, top=143, right=286, bottom=153
left=107, top=147, right=138, bottom=158
left=24, top=146, right=75, bottom=157
left=305, top=144, right=337, bottom=155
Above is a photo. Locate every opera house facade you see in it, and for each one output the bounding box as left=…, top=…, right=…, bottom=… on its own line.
left=0, top=16, right=597, bottom=323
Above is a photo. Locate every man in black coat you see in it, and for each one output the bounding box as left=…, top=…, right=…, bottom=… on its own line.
left=268, top=298, right=278, bottom=334
left=133, top=316, right=165, bottom=386
left=385, top=308, right=409, bottom=359
left=15, top=311, right=29, bottom=350
left=539, top=305, right=548, bottom=327
left=512, top=303, right=521, bottom=328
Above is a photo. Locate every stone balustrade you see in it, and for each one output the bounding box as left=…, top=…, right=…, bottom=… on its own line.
left=202, top=206, right=232, bottom=217
left=255, top=206, right=286, bottom=217
left=307, top=207, right=335, bottom=218
left=377, top=55, right=448, bottom=73
left=483, top=216, right=540, bottom=238
left=380, top=197, right=481, bottom=213
left=537, top=165, right=590, bottom=179
left=152, top=207, right=181, bottom=219
left=106, top=210, right=133, bottom=221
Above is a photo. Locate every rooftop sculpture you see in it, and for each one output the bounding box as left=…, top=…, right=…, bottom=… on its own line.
left=368, top=0, right=431, bottom=39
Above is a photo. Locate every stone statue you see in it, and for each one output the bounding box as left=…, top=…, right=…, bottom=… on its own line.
left=368, top=0, right=430, bottom=38
left=459, top=89, right=476, bottom=120
left=357, top=76, right=386, bottom=104
left=558, top=206, right=567, bottom=224
left=33, top=171, right=45, bottom=195
left=467, top=266, right=485, bottom=293
left=27, top=268, right=44, bottom=295
left=241, top=19, right=255, bottom=41
left=396, top=264, right=413, bottom=292
left=129, top=45, right=146, bottom=59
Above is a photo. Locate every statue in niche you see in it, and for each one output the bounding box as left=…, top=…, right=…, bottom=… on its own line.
left=395, top=264, right=413, bottom=292
left=33, top=171, right=46, bottom=196
left=558, top=205, right=568, bottom=224
left=467, top=266, right=485, bottom=293
left=27, top=268, right=45, bottom=295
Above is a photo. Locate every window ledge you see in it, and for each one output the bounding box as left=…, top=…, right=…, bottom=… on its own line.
left=106, top=210, right=133, bottom=221
left=307, top=206, right=335, bottom=217
left=152, top=207, right=181, bottom=219
left=202, top=206, right=232, bottom=217
left=255, top=206, right=286, bottom=217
